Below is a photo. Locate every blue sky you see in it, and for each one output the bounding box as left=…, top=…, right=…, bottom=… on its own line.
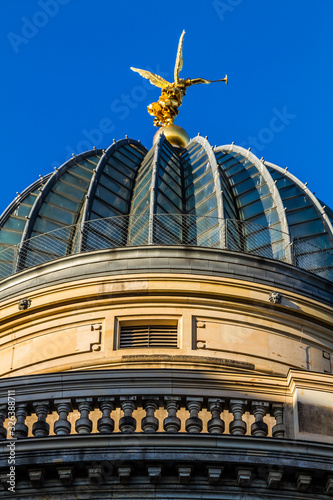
left=1, top=0, right=332, bottom=214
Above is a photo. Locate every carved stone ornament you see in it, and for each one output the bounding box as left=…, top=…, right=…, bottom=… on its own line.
left=269, top=291, right=282, bottom=304
left=18, top=298, right=31, bottom=310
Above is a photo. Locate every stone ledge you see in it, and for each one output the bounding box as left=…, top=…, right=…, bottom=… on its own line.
left=1, top=246, right=332, bottom=305
left=1, top=433, right=332, bottom=470
left=1, top=367, right=331, bottom=403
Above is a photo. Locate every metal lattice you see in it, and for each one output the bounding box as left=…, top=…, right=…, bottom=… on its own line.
left=0, top=215, right=332, bottom=282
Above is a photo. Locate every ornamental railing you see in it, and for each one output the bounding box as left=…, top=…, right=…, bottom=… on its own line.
left=0, top=214, right=332, bottom=281
left=1, top=394, right=285, bottom=440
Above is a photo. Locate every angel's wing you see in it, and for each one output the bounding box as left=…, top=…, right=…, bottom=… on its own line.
left=130, top=67, right=171, bottom=89
left=174, top=30, right=185, bottom=84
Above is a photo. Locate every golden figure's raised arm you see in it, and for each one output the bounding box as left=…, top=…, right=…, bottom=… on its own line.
left=188, top=75, right=228, bottom=86
left=130, top=68, right=171, bottom=89
left=174, top=30, right=185, bottom=84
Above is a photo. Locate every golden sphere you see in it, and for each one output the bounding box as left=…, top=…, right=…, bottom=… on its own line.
left=153, top=125, right=190, bottom=148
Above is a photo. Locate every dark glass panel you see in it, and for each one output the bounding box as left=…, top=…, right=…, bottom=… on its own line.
left=53, top=179, right=86, bottom=199
left=0, top=217, right=26, bottom=232
left=39, top=204, right=76, bottom=225
left=185, top=161, right=210, bottom=186
left=99, top=175, right=130, bottom=200
left=230, top=166, right=258, bottom=186
left=69, top=164, right=95, bottom=181
left=84, top=229, right=118, bottom=250
left=0, top=230, right=22, bottom=245
left=185, top=142, right=203, bottom=158
left=158, top=171, right=182, bottom=197
left=297, top=250, right=333, bottom=271
left=47, top=191, right=81, bottom=211
left=197, top=207, right=219, bottom=220
left=60, top=172, right=90, bottom=191
left=238, top=183, right=270, bottom=207
left=196, top=225, right=220, bottom=247
left=103, top=166, right=133, bottom=188
left=290, top=219, right=326, bottom=239
left=154, top=221, right=182, bottom=244
left=279, top=184, right=303, bottom=200
left=91, top=199, right=122, bottom=219
left=215, top=152, right=237, bottom=166
left=130, top=194, right=150, bottom=215
left=283, top=196, right=310, bottom=211
left=33, top=217, right=66, bottom=234
left=77, top=157, right=100, bottom=170
left=233, top=178, right=257, bottom=198
left=113, top=149, right=141, bottom=166
left=117, top=147, right=143, bottom=165
left=159, top=160, right=181, bottom=183
left=190, top=156, right=209, bottom=175
left=105, top=159, right=136, bottom=179
left=275, top=177, right=294, bottom=189
left=158, top=181, right=182, bottom=209
left=132, top=166, right=152, bottom=197
left=95, top=186, right=128, bottom=213
left=193, top=169, right=213, bottom=190
left=246, top=210, right=279, bottom=226
left=300, top=233, right=331, bottom=250
left=287, top=206, right=318, bottom=225
left=124, top=144, right=145, bottom=161
left=17, top=193, right=39, bottom=209
left=13, top=204, right=33, bottom=218
left=188, top=194, right=217, bottom=216
left=240, top=196, right=273, bottom=219
left=156, top=192, right=181, bottom=213
left=131, top=179, right=151, bottom=209
left=187, top=181, right=215, bottom=211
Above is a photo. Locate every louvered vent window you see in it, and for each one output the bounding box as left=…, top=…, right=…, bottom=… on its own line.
left=119, top=324, right=178, bottom=349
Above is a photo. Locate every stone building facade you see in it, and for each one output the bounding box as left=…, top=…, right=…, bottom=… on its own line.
left=0, top=133, right=332, bottom=498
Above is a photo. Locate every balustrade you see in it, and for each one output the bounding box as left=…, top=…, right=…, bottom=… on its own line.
left=163, top=396, right=181, bottom=433
left=97, top=397, right=115, bottom=434
left=14, top=403, right=29, bottom=439
left=0, top=394, right=286, bottom=441
left=32, top=401, right=50, bottom=437
left=54, top=400, right=72, bottom=436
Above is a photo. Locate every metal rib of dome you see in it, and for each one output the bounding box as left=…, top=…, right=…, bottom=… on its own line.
left=82, top=138, right=147, bottom=250
left=0, top=174, right=52, bottom=249
left=215, top=144, right=292, bottom=262
left=16, top=149, right=104, bottom=271
left=0, top=136, right=332, bottom=282
left=0, top=174, right=52, bottom=276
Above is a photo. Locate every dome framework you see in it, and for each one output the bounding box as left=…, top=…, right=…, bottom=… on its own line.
left=0, top=135, right=332, bottom=281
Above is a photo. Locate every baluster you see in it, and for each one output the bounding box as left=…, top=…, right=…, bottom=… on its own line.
left=141, top=397, right=159, bottom=433
left=251, top=401, right=269, bottom=437
left=272, top=403, right=285, bottom=438
left=119, top=397, right=137, bottom=433
left=32, top=401, right=50, bottom=437
left=185, top=397, right=203, bottom=433
left=229, top=400, right=247, bottom=435
left=75, top=398, right=93, bottom=434
left=54, top=399, right=72, bottom=436
left=207, top=398, right=225, bottom=434
left=163, top=396, right=181, bottom=433
left=97, top=397, right=115, bottom=434
left=14, top=403, right=28, bottom=438
left=0, top=405, right=7, bottom=440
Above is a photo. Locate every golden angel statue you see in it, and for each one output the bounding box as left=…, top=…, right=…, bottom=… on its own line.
left=131, top=30, right=227, bottom=127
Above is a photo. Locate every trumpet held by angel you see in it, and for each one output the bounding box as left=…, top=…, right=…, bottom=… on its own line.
left=131, top=30, right=227, bottom=127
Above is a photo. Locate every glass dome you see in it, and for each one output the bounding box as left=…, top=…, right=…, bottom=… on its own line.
left=0, top=135, right=332, bottom=281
